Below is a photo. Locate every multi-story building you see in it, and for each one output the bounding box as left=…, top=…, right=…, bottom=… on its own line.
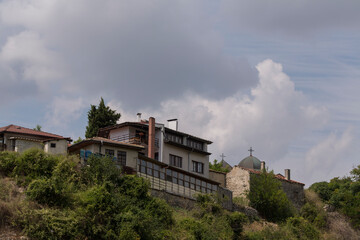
left=97, top=115, right=212, bottom=179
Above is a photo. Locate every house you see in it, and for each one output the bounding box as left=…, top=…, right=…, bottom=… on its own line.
left=97, top=115, right=212, bottom=179
left=68, top=136, right=144, bottom=173
left=70, top=116, right=232, bottom=209
left=0, top=124, right=72, bottom=154
left=210, top=150, right=305, bottom=209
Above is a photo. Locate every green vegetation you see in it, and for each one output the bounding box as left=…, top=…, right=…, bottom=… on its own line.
left=1, top=149, right=359, bottom=239
left=248, top=170, right=294, bottom=222
left=209, top=159, right=231, bottom=173
left=310, top=165, right=360, bottom=229
left=85, top=97, right=121, bottom=138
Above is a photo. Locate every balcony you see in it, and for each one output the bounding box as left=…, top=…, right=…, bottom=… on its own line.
left=110, top=134, right=159, bottom=148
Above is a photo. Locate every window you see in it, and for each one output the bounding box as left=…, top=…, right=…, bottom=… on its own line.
left=154, top=152, right=159, bottom=161
left=117, top=151, right=126, bottom=166
left=166, top=133, right=183, bottom=144
left=50, top=143, right=56, bottom=148
left=169, top=154, right=182, bottom=168
left=187, top=139, right=203, bottom=151
left=192, top=161, right=204, bottom=174
left=105, top=149, right=114, bottom=157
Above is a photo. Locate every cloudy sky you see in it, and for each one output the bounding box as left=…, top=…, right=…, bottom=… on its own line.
left=0, top=0, right=359, bottom=186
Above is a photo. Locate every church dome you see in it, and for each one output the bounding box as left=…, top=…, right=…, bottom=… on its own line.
left=238, top=156, right=261, bottom=170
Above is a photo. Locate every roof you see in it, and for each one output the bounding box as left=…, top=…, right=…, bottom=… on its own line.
left=68, top=137, right=144, bottom=152
left=238, top=155, right=261, bottom=170
left=0, top=125, right=72, bottom=141
left=238, top=166, right=305, bottom=185
left=98, top=121, right=212, bottom=144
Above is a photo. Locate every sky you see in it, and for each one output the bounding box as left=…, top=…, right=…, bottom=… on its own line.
left=0, top=0, right=359, bottom=186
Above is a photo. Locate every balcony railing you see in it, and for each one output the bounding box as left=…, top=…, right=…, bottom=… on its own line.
left=110, top=134, right=159, bottom=148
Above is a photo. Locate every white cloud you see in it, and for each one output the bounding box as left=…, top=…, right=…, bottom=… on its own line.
left=111, top=59, right=328, bottom=166
left=0, top=31, right=63, bottom=90
left=45, top=96, right=85, bottom=129
left=305, top=128, right=354, bottom=178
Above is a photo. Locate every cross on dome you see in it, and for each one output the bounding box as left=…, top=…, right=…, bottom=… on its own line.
left=248, top=147, right=254, bottom=156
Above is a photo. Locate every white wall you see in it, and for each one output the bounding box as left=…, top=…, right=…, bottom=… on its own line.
left=44, top=139, right=68, bottom=155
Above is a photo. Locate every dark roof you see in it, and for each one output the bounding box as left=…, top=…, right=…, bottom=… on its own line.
left=97, top=121, right=212, bottom=144
left=68, top=137, right=144, bottom=152
left=238, top=155, right=261, bottom=170
left=239, top=166, right=305, bottom=185
left=0, top=124, right=72, bottom=141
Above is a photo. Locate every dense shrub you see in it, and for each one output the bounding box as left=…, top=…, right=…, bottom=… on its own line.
left=248, top=170, right=294, bottom=222
left=13, top=148, right=60, bottom=185
left=310, top=165, right=360, bottom=229
left=0, top=151, right=18, bottom=176
left=15, top=208, right=80, bottom=240
left=286, top=217, right=320, bottom=240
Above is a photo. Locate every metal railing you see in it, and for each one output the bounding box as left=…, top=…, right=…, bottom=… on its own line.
left=110, top=134, right=159, bottom=147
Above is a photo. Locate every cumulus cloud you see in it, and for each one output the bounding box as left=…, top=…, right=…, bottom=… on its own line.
left=45, top=96, right=86, bottom=129
left=305, top=128, right=354, bottom=179
left=111, top=59, right=328, bottom=165
left=0, top=31, right=63, bottom=88
left=221, top=0, right=360, bottom=37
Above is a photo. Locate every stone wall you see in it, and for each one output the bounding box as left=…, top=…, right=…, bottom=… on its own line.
left=226, top=166, right=250, bottom=198
left=15, top=139, right=43, bottom=152
left=280, top=180, right=305, bottom=209
left=151, top=189, right=196, bottom=210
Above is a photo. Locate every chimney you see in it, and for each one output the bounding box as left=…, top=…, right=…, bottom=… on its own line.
left=167, top=119, right=178, bottom=131
left=285, top=169, right=290, bottom=180
left=137, top=113, right=142, bottom=122
left=261, top=161, right=265, bottom=171
left=148, top=117, right=155, bottom=159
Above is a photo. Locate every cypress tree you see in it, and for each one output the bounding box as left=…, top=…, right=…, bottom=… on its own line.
left=85, top=97, right=121, bottom=138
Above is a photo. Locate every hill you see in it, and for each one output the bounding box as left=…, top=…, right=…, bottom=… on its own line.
left=1, top=149, right=359, bottom=239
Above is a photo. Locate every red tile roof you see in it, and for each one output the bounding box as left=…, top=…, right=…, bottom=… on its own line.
left=239, top=166, right=305, bottom=185
left=0, top=124, right=71, bottom=141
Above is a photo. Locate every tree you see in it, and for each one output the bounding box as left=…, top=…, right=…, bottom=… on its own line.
left=74, top=137, right=83, bottom=144
left=248, top=170, right=294, bottom=222
left=85, top=98, right=121, bottom=138
left=33, top=125, right=42, bottom=131
left=209, top=159, right=230, bottom=173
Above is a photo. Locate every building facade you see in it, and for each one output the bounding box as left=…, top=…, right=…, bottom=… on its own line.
left=0, top=125, right=71, bottom=154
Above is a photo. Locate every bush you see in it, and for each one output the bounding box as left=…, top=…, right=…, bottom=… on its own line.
left=15, top=208, right=80, bottom=240
left=13, top=148, right=60, bottom=185
left=285, top=217, right=320, bottom=240
left=0, top=151, right=18, bottom=176
left=248, top=170, right=294, bottom=222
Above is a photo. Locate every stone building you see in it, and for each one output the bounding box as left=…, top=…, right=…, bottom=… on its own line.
left=209, top=148, right=305, bottom=209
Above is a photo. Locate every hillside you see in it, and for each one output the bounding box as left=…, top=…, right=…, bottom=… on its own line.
left=1, top=149, right=359, bottom=239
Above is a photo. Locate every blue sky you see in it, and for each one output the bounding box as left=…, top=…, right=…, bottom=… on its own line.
left=0, top=0, right=359, bottom=186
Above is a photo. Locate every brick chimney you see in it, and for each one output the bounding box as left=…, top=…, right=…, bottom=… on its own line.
left=285, top=169, right=290, bottom=180
left=148, top=117, right=155, bottom=159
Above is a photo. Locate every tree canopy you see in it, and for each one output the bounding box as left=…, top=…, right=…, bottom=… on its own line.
left=85, top=98, right=121, bottom=138
left=209, top=159, right=230, bottom=173
left=248, top=170, right=294, bottom=222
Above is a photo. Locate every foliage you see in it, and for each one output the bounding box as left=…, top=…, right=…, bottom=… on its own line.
left=12, top=148, right=60, bottom=186
left=310, top=165, right=360, bottom=229
left=209, top=159, right=230, bottom=173
left=73, top=137, right=83, bottom=144
left=0, top=151, right=18, bottom=176
left=245, top=217, right=320, bottom=240
left=248, top=170, right=294, bottom=222
left=233, top=196, right=249, bottom=206
left=33, top=125, right=42, bottom=131
left=85, top=97, right=121, bottom=138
